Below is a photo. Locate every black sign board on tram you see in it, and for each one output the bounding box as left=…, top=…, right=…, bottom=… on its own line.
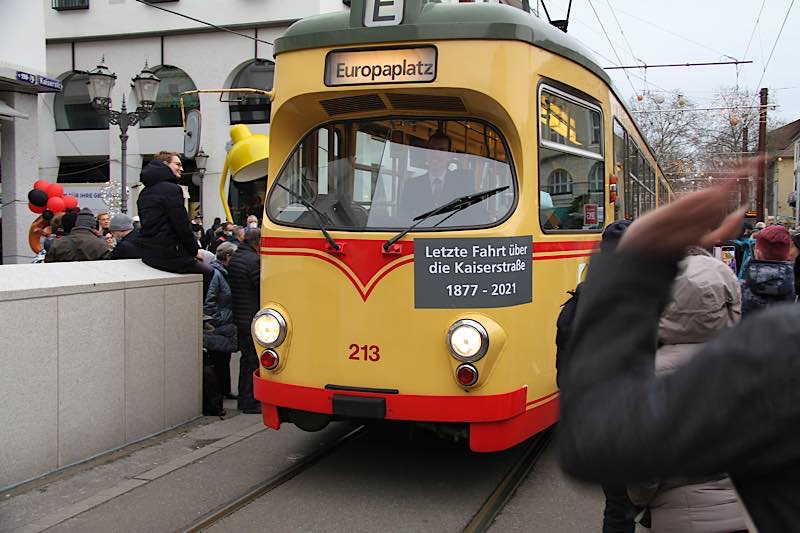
left=414, top=236, right=533, bottom=309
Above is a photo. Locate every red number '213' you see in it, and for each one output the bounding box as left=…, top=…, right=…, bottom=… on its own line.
left=348, top=344, right=380, bottom=362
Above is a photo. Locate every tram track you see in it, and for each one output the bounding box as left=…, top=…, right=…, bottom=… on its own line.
left=180, top=424, right=367, bottom=533
left=182, top=424, right=551, bottom=533
left=463, top=428, right=553, bottom=533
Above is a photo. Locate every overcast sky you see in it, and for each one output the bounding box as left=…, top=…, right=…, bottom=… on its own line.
left=539, top=0, right=799, bottom=124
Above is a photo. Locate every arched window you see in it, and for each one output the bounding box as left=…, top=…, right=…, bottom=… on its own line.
left=588, top=162, right=604, bottom=192
left=548, top=169, right=573, bottom=195
left=54, top=71, right=109, bottom=131
left=229, top=59, right=274, bottom=124
left=139, top=65, right=199, bottom=128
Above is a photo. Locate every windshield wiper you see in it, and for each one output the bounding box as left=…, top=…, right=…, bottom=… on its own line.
left=275, top=183, right=340, bottom=251
left=383, top=186, right=509, bottom=251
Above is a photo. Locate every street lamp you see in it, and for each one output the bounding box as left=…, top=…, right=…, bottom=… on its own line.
left=193, top=149, right=209, bottom=216
left=87, top=60, right=161, bottom=213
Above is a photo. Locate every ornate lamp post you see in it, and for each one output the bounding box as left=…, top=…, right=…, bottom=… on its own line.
left=87, top=60, right=161, bottom=213
left=193, top=149, right=209, bottom=216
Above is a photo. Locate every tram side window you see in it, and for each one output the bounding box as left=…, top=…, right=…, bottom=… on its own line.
left=658, top=179, right=667, bottom=206
left=612, top=119, right=627, bottom=221
left=626, top=140, right=640, bottom=219
left=539, top=88, right=605, bottom=231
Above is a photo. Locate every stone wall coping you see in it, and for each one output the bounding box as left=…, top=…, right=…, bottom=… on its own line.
left=0, top=260, right=202, bottom=302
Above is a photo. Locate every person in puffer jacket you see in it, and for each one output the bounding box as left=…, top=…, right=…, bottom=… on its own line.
left=136, top=151, right=213, bottom=296
left=628, top=248, right=748, bottom=533
left=203, top=242, right=239, bottom=398
left=740, top=224, right=795, bottom=316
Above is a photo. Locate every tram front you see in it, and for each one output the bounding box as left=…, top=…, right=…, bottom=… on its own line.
left=252, top=0, right=563, bottom=452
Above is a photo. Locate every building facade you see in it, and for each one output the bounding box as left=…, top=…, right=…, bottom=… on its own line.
left=766, top=118, right=800, bottom=225
left=40, top=0, right=349, bottom=238
left=1, top=1, right=63, bottom=264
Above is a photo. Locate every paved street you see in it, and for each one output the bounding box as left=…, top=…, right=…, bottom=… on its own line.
left=1, top=409, right=605, bottom=532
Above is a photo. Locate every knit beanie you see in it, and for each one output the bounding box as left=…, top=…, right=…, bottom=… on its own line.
left=109, top=213, right=133, bottom=232
left=755, top=225, right=790, bottom=261
left=61, top=210, right=79, bottom=234
left=600, top=219, right=633, bottom=253
left=74, top=208, right=96, bottom=230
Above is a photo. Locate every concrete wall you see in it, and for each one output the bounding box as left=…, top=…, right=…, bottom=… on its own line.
left=0, top=260, right=202, bottom=491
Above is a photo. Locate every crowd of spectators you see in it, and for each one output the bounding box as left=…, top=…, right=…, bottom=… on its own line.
left=37, top=151, right=263, bottom=417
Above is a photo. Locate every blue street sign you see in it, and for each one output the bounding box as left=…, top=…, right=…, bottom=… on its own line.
left=37, top=76, right=63, bottom=91
left=15, top=71, right=36, bottom=84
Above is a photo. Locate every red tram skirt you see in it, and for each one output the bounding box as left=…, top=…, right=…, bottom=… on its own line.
left=253, top=370, right=559, bottom=452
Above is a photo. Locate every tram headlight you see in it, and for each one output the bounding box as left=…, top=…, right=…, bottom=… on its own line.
left=252, top=309, right=287, bottom=348
left=447, top=319, right=489, bottom=362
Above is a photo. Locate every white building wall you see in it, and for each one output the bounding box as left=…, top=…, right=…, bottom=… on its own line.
left=1, top=0, right=50, bottom=263
left=1, top=0, right=46, bottom=72
left=41, top=0, right=348, bottom=224
left=45, top=0, right=346, bottom=40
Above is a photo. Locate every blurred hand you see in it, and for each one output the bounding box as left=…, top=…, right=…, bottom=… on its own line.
left=620, top=156, right=764, bottom=258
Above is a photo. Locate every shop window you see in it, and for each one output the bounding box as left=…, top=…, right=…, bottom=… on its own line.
left=53, top=71, right=109, bottom=131
left=57, top=156, right=110, bottom=183
left=139, top=65, right=199, bottom=128
left=229, top=59, right=275, bottom=124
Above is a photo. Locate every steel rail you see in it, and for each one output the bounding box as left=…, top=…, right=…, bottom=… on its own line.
left=181, top=424, right=367, bottom=533
left=462, top=428, right=553, bottom=533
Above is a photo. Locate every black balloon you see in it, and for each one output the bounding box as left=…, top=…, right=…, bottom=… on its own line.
left=28, top=189, right=48, bottom=207
left=42, top=209, right=54, bottom=221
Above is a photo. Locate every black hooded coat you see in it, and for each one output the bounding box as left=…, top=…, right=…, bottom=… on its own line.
left=136, top=160, right=199, bottom=271
left=740, top=259, right=796, bottom=316
left=558, top=251, right=800, bottom=533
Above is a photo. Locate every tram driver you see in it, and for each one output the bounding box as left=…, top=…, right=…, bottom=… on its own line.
left=398, top=131, right=474, bottom=221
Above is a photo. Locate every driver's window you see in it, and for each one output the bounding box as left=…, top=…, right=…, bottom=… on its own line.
left=268, top=119, right=515, bottom=230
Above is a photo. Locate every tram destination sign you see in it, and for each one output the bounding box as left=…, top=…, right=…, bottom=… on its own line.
left=414, top=236, right=532, bottom=309
left=325, top=46, right=437, bottom=86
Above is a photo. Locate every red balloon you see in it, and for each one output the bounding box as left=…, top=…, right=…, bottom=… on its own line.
left=62, top=195, right=79, bottom=209
left=46, top=183, right=64, bottom=198
left=33, top=180, right=49, bottom=191
left=29, top=202, right=46, bottom=214
left=46, top=196, right=66, bottom=214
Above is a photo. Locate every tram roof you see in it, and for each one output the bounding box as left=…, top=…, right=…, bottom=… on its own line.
left=275, top=2, right=612, bottom=88
left=275, top=1, right=669, bottom=187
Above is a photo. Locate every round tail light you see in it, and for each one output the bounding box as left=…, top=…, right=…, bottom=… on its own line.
left=260, top=349, right=279, bottom=370
left=456, top=364, right=478, bottom=387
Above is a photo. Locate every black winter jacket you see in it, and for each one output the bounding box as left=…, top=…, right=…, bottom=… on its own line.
left=226, top=241, right=261, bottom=332
left=110, top=228, right=142, bottom=260
left=740, top=259, right=795, bottom=315
left=203, top=261, right=238, bottom=353
left=136, top=161, right=198, bottom=261
left=558, top=251, right=800, bottom=533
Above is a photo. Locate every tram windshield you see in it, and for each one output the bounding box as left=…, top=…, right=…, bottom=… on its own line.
left=267, top=119, right=515, bottom=231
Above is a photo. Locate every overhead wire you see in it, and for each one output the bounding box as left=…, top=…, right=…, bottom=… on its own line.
left=134, top=0, right=274, bottom=46
left=585, top=0, right=637, bottom=95
left=752, top=0, right=796, bottom=95
left=613, top=7, right=729, bottom=58
left=604, top=0, right=641, bottom=65
left=742, top=0, right=767, bottom=60
left=575, top=35, right=672, bottom=95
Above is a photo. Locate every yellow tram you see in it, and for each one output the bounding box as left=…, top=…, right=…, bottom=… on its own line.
left=249, top=0, right=671, bottom=452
